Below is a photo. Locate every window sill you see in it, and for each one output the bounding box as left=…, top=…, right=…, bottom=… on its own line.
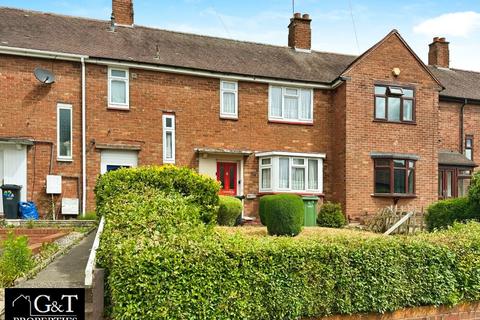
left=259, top=191, right=324, bottom=196
left=371, top=193, right=417, bottom=199
left=373, top=119, right=416, bottom=125
left=220, top=115, right=238, bottom=121
left=57, top=158, right=73, bottom=163
left=268, top=119, right=314, bottom=126
left=107, top=105, right=130, bottom=111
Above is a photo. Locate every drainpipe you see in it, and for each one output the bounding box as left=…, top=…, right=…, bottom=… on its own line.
left=81, top=57, right=87, bottom=217
left=460, top=99, right=467, bottom=153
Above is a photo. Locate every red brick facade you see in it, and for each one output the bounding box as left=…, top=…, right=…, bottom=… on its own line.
left=0, top=7, right=478, bottom=222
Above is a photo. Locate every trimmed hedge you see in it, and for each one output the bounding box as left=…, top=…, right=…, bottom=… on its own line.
left=317, top=202, right=347, bottom=228
left=258, top=196, right=269, bottom=226
left=425, top=197, right=472, bottom=231
left=217, top=196, right=242, bottom=226
left=94, top=165, right=220, bottom=224
left=264, top=194, right=304, bottom=236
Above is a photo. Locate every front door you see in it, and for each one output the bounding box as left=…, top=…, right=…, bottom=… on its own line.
left=217, top=162, right=237, bottom=196
left=438, top=168, right=456, bottom=199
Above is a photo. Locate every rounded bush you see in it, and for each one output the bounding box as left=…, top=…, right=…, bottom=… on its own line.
left=217, top=196, right=242, bottom=226
left=258, top=195, right=274, bottom=226
left=425, top=197, right=472, bottom=231
left=317, top=202, right=347, bottom=228
left=264, top=194, right=303, bottom=236
left=94, top=165, right=220, bottom=224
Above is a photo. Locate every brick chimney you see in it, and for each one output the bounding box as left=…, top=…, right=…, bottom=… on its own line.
left=288, top=13, right=311, bottom=51
left=428, top=37, right=449, bottom=68
left=112, top=0, right=134, bottom=26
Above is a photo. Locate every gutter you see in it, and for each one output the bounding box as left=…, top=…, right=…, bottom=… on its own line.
left=460, top=99, right=467, bottom=154
left=0, top=45, right=88, bottom=61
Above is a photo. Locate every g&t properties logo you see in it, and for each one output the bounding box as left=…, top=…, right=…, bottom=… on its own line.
left=5, top=288, right=85, bottom=320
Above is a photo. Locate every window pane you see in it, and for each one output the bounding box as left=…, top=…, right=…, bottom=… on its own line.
left=59, top=108, right=71, bottom=157
left=222, top=81, right=236, bottom=90
left=375, top=97, right=386, bottom=119
left=394, top=169, right=406, bottom=193
left=466, top=138, right=472, bottom=148
left=403, top=89, right=414, bottom=98
left=466, top=149, right=472, bottom=160
left=165, top=117, right=173, bottom=128
left=394, top=159, right=405, bottom=168
left=261, top=168, right=271, bottom=189
left=308, top=159, right=318, bottom=190
left=165, top=132, right=173, bottom=159
left=300, top=90, right=312, bottom=120
left=229, top=166, right=235, bottom=190
left=446, top=171, right=452, bottom=197
left=403, top=100, right=413, bottom=121
left=388, top=86, right=404, bottom=95
left=458, top=178, right=471, bottom=197
left=375, top=168, right=390, bottom=193
left=408, top=168, right=414, bottom=193
left=111, top=80, right=126, bottom=104
left=388, top=97, right=401, bottom=121
left=293, top=158, right=304, bottom=165
left=111, top=69, right=126, bottom=77
left=261, top=158, right=271, bottom=165
left=219, top=165, right=225, bottom=188
left=284, top=96, right=299, bottom=119
left=285, top=88, right=298, bottom=95
left=279, top=158, right=289, bottom=188
left=292, top=167, right=305, bottom=190
left=438, top=171, right=443, bottom=197
left=270, top=87, right=282, bottom=117
left=222, top=92, right=236, bottom=114
left=375, top=86, right=386, bottom=95
left=375, top=159, right=390, bottom=167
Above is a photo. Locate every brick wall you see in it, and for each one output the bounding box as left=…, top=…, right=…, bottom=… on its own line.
left=341, top=33, right=440, bottom=221
left=438, top=101, right=461, bottom=151
left=314, top=301, right=480, bottom=320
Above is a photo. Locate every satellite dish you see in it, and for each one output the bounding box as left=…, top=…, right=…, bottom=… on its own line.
left=34, top=68, right=55, bottom=84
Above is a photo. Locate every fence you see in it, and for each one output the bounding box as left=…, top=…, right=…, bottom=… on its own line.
left=366, top=206, right=426, bottom=235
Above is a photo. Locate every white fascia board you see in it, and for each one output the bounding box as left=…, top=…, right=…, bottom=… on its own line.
left=0, top=46, right=88, bottom=61
left=255, top=151, right=326, bottom=158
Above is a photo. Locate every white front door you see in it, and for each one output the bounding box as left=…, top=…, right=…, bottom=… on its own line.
left=0, top=145, right=28, bottom=213
left=100, top=150, right=138, bottom=174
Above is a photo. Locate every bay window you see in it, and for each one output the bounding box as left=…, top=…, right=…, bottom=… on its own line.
left=258, top=152, right=324, bottom=193
left=374, top=158, right=415, bottom=195
left=269, top=86, right=313, bottom=123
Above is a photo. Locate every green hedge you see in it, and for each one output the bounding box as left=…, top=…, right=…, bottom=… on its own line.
left=100, top=218, right=480, bottom=319
left=264, top=194, right=304, bottom=236
left=258, top=196, right=269, bottom=226
left=317, top=202, right=347, bottom=228
left=94, top=165, right=220, bottom=224
left=425, top=197, right=474, bottom=231
left=217, top=196, right=242, bottom=226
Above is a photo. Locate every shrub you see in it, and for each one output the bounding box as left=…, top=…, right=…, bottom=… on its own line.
left=264, top=194, right=303, bottom=236
left=317, top=202, right=346, bottom=228
left=217, top=196, right=242, bottom=226
left=425, top=197, right=472, bottom=231
left=94, top=165, right=220, bottom=224
left=0, top=233, right=34, bottom=287
left=258, top=195, right=272, bottom=226
left=101, top=220, right=480, bottom=319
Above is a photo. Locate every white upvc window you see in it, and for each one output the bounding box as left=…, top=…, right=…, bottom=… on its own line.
left=163, top=114, right=175, bottom=164
left=269, top=86, right=313, bottom=123
left=257, top=152, right=323, bottom=193
left=220, top=80, right=238, bottom=119
left=108, top=67, right=129, bottom=109
left=57, top=103, right=73, bottom=161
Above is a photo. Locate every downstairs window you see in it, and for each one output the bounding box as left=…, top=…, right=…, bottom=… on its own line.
left=374, top=159, right=415, bottom=195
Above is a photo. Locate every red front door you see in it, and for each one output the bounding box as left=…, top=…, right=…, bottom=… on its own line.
left=217, top=162, right=237, bottom=196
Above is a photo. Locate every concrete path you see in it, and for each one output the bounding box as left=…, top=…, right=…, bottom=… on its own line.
left=17, top=231, right=96, bottom=288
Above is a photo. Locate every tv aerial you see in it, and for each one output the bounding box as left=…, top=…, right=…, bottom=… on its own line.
left=34, top=67, right=56, bottom=84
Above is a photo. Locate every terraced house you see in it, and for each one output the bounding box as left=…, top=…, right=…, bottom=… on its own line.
left=0, top=0, right=478, bottom=222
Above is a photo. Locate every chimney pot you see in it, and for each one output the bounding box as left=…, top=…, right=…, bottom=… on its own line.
left=428, top=37, right=449, bottom=68
left=288, top=12, right=312, bottom=51
left=112, top=0, right=134, bottom=26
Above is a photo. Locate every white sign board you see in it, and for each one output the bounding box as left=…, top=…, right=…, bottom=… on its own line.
left=62, top=198, right=79, bottom=215
left=46, top=175, right=62, bottom=194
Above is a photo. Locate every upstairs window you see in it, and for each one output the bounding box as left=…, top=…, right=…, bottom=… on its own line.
left=374, top=159, right=415, bottom=195
left=57, top=103, right=72, bottom=160
left=108, top=68, right=129, bottom=109
left=374, top=85, right=414, bottom=123
left=220, top=81, right=238, bottom=119
left=269, top=86, right=313, bottom=123
left=465, top=135, right=473, bottom=160
left=163, top=114, right=175, bottom=164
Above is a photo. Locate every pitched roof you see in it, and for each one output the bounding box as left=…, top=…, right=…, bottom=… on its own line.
left=438, top=150, right=477, bottom=167
left=0, top=7, right=356, bottom=84
left=429, top=66, right=480, bottom=101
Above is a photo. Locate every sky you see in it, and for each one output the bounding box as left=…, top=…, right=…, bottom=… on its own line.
left=2, top=0, right=480, bottom=71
